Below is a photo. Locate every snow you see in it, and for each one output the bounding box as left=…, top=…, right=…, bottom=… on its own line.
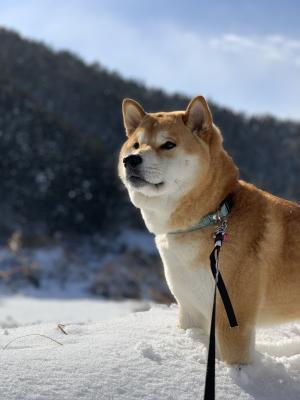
left=0, top=296, right=151, bottom=327
left=0, top=229, right=299, bottom=399
left=1, top=301, right=299, bottom=400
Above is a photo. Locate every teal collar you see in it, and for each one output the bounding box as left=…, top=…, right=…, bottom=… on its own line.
left=167, top=199, right=231, bottom=235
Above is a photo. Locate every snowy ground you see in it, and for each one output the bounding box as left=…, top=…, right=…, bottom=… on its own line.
left=1, top=299, right=299, bottom=400
left=0, top=296, right=151, bottom=328
left=1, top=230, right=299, bottom=399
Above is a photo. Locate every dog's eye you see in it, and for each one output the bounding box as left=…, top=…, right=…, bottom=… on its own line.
left=160, top=141, right=176, bottom=150
left=133, top=142, right=139, bottom=149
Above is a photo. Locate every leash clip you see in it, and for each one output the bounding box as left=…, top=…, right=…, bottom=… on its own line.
left=214, top=211, right=228, bottom=240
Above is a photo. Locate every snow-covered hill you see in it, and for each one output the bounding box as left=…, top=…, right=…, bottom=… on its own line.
left=1, top=300, right=299, bottom=400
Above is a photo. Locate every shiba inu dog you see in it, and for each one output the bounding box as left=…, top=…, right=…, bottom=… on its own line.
left=118, top=95, right=300, bottom=364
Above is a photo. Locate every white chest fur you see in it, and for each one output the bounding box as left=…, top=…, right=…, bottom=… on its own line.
left=155, top=234, right=214, bottom=332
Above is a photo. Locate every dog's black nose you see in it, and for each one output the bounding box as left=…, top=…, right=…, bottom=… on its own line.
left=123, top=155, right=143, bottom=168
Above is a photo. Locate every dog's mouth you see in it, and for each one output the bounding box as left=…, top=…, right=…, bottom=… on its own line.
left=128, top=175, right=164, bottom=189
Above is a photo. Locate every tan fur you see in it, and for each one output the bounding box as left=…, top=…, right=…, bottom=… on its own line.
left=119, top=96, right=300, bottom=364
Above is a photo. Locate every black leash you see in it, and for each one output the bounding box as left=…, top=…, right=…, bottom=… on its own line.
left=204, top=221, right=238, bottom=400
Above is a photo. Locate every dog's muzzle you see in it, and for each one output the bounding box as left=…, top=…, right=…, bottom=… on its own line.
left=123, top=154, right=163, bottom=189
left=123, top=154, right=146, bottom=187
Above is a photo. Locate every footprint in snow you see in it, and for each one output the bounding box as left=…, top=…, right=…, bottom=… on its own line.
left=136, top=342, right=162, bottom=364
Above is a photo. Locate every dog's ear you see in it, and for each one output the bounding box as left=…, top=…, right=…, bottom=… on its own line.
left=183, top=96, right=213, bottom=136
left=122, top=98, right=146, bottom=136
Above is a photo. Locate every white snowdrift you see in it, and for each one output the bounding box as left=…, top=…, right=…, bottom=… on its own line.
left=1, top=303, right=300, bottom=400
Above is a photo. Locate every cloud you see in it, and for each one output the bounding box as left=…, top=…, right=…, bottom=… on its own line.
left=0, top=1, right=299, bottom=120
left=210, top=33, right=300, bottom=66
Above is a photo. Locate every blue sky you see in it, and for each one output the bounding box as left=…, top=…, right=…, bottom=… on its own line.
left=0, top=0, right=300, bottom=120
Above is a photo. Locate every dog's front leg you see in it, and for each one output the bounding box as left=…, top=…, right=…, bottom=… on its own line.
left=178, top=305, right=208, bottom=331
left=216, top=322, right=255, bottom=364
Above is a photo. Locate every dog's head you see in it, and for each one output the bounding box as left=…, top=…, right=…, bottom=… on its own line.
left=119, top=96, right=223, bottom=207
